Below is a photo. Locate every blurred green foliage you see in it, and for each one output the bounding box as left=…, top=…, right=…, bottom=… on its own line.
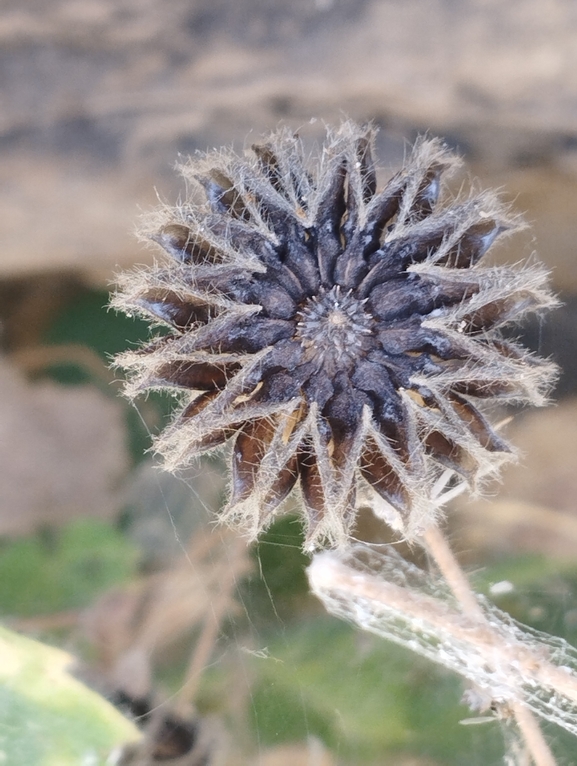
left=248, top=617, right=507, bottom=764
left=0, top=518, right=139, bottom=617
left=41, top=286, right=175, bottom=461
left=43, top=289, right=150, bottom=362
left=240, top=515, right=311, bottom=626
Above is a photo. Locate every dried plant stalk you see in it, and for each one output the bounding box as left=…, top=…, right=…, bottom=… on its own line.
left=308, top=541, right=577, bottom=763
left=423, top=524, right=557, bottom=766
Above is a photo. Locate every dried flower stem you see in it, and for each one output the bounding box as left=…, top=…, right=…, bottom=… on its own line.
left=310, top=549, right=577, bottom=704
left=510, top=702, right=557, bottom=766
left=422, top=524, right=557, bottom=766
left=422, top=524, right=484, bottom=620
left=175, top=534, right=246, bottom=714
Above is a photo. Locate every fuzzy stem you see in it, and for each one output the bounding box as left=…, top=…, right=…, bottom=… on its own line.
left=423, top=524, right=557, bottom=766
left=511, top=702, right=557, bottom=766
left=422, top=524, right=484, bottom=620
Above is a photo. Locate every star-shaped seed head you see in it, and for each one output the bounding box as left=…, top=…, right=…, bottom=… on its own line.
left=113, top=122, right=557, bottom=549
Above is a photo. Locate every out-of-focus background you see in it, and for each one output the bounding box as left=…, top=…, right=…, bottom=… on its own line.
left=2, top=1, right=577, bottom=764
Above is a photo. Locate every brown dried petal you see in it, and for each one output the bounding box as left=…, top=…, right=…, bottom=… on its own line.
left=442, top=220, right=507, bottom=268
left=360, top=441, right=410, bottom=512
left=138, top=290, right=220, bottom=328
left=411, top=163, right=446, bottom=221
left=298, top=441, right=326, bottom=532
left=261, top=455, right=299, bottom=519
left=449, top=393, right=511, bottom=453
left=152, top=224, right=223, bottom=265
left=424, top=430, right=477, bottom=478
left=316, top=159, right=347, bottom=284
left=462, top=291, right=540, bottom=332
left=230, top=418, right=277, bottom=505
left=152, top=360, right=241, bottom=390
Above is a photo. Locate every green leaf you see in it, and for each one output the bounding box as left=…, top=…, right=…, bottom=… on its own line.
left=0, top=625, right=139, bottom=765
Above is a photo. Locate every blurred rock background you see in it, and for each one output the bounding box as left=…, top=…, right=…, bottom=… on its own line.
left=1, top=1, right=577, bottom=764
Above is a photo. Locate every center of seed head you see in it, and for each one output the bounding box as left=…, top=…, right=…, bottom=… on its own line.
left=295, top=286, right=373, bottom=364
left=328, top=310, right=347, bottom=326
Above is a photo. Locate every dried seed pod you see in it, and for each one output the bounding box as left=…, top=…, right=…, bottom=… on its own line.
left=113, top=122, right=557, bottom=549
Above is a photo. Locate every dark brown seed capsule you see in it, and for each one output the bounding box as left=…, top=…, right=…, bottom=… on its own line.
left=113, top=122, right=557, bottom=548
